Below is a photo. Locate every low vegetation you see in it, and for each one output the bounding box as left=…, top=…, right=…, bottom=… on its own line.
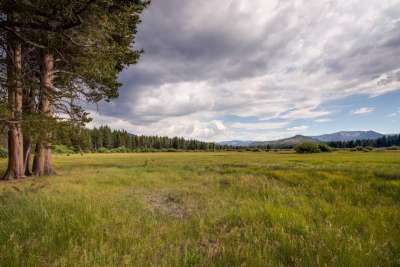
left=0, top=151, right=399, bottom=266
left=294, top=142, right=333, bottom=153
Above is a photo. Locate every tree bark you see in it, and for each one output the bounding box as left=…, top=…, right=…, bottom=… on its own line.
left=2, top=19, right=25, bottom=180
left=33, top=51, right=54, bottom=176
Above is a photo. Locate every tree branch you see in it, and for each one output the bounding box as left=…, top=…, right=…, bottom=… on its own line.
left=3, top=26, right=46, bottom=49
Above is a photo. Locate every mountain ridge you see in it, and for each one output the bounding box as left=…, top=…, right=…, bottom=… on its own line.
left=219, top=130, right=385, bottom=147
left=312, top=130, right=383, bottom=142
left=251, top=135, right=318, bottom=148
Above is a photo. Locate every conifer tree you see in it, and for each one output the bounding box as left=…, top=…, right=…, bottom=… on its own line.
left=0, top=0, right=149, bottom=177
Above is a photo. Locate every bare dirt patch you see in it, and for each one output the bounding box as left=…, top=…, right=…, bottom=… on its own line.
left=144, top=191, right=189, bottom=219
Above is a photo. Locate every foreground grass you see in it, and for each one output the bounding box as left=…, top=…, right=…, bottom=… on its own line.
left=0, top=151, right=399, bottom=266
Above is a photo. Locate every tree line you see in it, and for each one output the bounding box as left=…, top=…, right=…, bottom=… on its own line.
left=52, top=126, right=220, bottom=152
left=327, top=134, right=400, bottom=149
left=0, top=0, right=149, bottom=180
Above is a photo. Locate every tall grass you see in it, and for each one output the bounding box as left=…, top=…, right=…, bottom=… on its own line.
left=0, top=151, right=399, bottom=266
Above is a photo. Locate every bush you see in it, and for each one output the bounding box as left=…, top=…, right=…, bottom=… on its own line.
left=295, top=142, right=321, bottom=153
left=160, top=148, right=177, bottom=152
left=53, top=145, right=75, bottom=154
left=350, top=146, right=373, bottom=152
left=97, top=147, right=110, bottom=153
left=110, top=146, right=130, bottom=153
left=318, top=143, right=333, bottom=152
left=0, top=147, right=7, bottom=158
left=245, top=148, right=263, bottom=152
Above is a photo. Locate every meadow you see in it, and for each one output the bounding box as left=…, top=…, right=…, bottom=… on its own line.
left=0, top=151, right=399, bottom=266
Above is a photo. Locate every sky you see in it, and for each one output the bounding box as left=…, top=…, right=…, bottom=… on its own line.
left=88, top=0, right=400, bottom=142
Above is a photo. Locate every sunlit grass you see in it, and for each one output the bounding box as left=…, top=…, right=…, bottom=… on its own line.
left=0, top=151, right=399, bottom=266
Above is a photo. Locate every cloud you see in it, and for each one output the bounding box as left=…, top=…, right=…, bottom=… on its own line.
left=230, top=121, right=289, bottom=131
left=352, top=107, right=375, bottom=115
left=315, top=118, right=332, bottom=123
left=91, top=0, right=400, bottom=141
left=278, top=108, right=331, bottom=120
left=287, top=125, right=309, bottom=132
left=387, top=107, right=400, bottom=117
left=88, top=111, right=229, bottom=141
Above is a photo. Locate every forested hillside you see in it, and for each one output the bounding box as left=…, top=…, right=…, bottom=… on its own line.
left=328, top=134, right=400, bottom=148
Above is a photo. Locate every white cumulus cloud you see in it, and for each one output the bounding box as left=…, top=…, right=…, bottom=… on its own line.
left=352, top=107, right=375, bottom=115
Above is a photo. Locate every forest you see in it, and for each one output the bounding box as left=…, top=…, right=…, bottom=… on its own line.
left=53, top=125, right=219, bottom=152
left=327, top=134, right=400, bottom=148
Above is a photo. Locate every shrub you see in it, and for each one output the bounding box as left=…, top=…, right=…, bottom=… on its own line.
left=97, top=147, right=110, bottom=153
left=318, top=143, right=333, bottom=152
left=351, top=146, right=373, bottom=152
left=110, top=146, right=130, bottom=153
left=245, top=148, right=263, bottom=152
left=53, top=145, right=75, bottom=154
left=133, top=148, right=159, bottom=153
left=0, top=147, right=7, bottom=158
left=295, top=142, right=321, bottom=153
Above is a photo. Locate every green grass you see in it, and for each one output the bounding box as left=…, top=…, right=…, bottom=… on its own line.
left=0, top=151, right=399, bottom=266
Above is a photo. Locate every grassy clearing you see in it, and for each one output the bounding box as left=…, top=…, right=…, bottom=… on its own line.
left=0, top=151, right=399, bottom=266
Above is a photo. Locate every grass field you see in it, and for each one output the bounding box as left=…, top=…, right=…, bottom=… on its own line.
left=0, top=151, right=399, bottom=266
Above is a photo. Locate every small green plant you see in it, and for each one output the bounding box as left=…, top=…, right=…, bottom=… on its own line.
left=0, top=147, right=7, bottom=158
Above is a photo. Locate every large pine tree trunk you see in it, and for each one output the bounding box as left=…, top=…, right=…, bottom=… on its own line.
left=2, top=23, right=24, bottom=180
left=33, top=52, right=54, bottom=176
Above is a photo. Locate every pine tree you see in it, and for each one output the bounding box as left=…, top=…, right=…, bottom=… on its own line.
left=0, top=8, right=24, bottom=179
left=0, top=0, right=149, bottom=177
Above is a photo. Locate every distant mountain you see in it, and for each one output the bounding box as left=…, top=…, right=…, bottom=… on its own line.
left=218, top=131, right=385, bottom=148
left=251, top=135, right=318, bottom=148
left=313, top=131, right=384, bottom=142
left=218, top=140, right=254, bottom=147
